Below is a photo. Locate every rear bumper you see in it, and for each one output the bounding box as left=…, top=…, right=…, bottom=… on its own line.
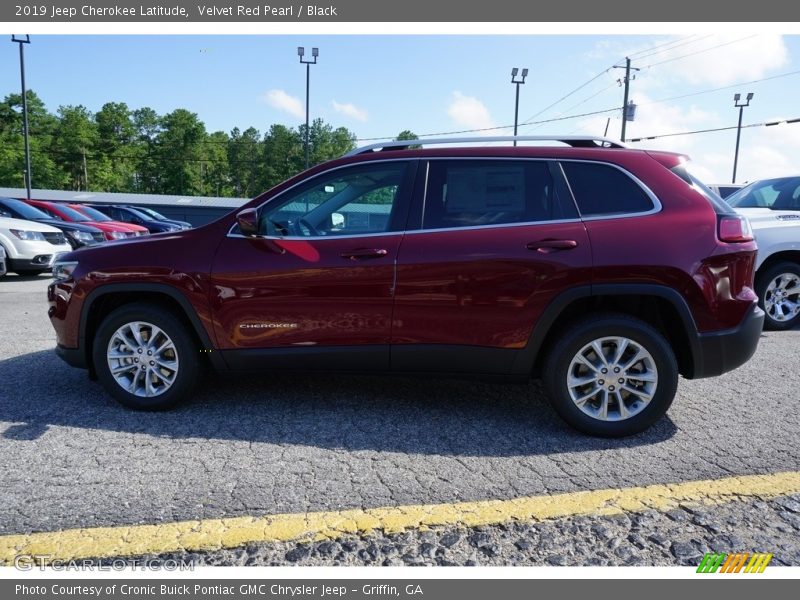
left=690, top=303, right=764, bottom=379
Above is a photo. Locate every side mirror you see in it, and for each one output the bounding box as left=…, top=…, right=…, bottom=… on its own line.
left=236, top=208, right=259, bottom=237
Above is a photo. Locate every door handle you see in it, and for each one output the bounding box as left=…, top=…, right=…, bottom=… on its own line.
left=526, top=239, right=578, bottom=254
left=340, top=248, right=389, bottom=260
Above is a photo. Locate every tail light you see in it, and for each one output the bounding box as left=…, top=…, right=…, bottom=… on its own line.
left=718, top=215, right=754, bottom=243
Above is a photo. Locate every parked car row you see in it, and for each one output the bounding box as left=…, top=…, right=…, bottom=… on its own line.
left=0, top=197, right=192, bottom=277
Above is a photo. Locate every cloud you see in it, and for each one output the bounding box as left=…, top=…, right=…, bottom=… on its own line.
left=331, top=100, right=368, bottom=122
left=633, top=35, right=788, bottom=91
left=261, top=89, right=304, bottom=119
left=447, top=91, right=496, bottom=132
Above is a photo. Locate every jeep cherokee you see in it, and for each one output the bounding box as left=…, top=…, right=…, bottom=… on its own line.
left=47, top=136, right=764, bottom=437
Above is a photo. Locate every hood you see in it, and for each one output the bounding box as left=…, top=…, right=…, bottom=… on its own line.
left=37, top=219, right=104, bottom=234
left=0, top=216, right=65, bottom=233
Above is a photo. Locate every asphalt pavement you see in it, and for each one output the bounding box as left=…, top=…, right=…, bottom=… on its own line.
left=0, top=274, right=798, bottom=564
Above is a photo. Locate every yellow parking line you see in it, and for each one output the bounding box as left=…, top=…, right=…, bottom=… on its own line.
left=1, top=471, right=798, bottom=564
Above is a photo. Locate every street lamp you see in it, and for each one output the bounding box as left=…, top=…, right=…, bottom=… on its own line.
left=511, top=68, right=528, bottom=146
left=298, top=46, right=318, bottom=170
left=732, top=92, right=754, bottom=184
left=11, top=35, right=32, bottom=200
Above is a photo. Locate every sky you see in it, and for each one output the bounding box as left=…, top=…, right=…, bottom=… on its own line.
left=2, top=34, right=800, bottom=184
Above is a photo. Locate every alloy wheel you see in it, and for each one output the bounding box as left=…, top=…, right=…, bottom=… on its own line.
left=566, top=336, right=658, bottom=422
left=106, top=321, right=179, bottom=397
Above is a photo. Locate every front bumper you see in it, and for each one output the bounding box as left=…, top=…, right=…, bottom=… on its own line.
left=55, top=343, right=86, bottom=369
left=691, top=303, right=765, bottom=379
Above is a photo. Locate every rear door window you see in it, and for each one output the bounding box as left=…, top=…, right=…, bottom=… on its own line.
left=561, top=161, right=655, bottom=217
left=422, top=160, right=577, bottom=230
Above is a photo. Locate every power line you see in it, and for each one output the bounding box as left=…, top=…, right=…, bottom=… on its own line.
left=518, top=65, right=617, bottom=125
left=354, top=106, right=622, bottom=142
left=628, top=117, right=800, bottom=142
left=641, top=35, right=759, bottom=69
left=627, top=34, right=714, bottom=61
left=644, top=69, right=800, bottom=105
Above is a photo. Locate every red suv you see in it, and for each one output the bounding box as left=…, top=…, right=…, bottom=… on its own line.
left=47, top=137, right=764, bottom=437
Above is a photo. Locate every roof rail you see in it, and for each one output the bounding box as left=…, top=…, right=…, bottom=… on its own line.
left=345, top=135, right=627, bottom=157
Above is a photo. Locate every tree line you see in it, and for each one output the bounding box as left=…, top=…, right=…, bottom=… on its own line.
left=0, top=90, right=419, bottom=198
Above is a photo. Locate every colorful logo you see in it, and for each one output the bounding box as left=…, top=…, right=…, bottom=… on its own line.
left=696, top=552, right=773, bottom=573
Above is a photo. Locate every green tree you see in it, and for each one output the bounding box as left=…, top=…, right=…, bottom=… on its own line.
left=0, top=91, right=61, bottom=189
left=202, top=130, right=231, bottom=197
left=95, top=102, right=138, bottom=192
left=300, top=118, right=357, bottom=167
left=227, top=127, right=262, bottom=197
left=155, top=108, right=207, bottom=195
left=131, top=106, right=162, bottom=193
left=395, top=129, right=421, bottom=149
left=263, top=124, right=302, bottom=190
left=53, top=105, right=97, bottom=190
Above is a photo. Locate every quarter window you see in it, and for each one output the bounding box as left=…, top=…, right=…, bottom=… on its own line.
left=561, top=162, right=654, bottom=217
left=422, top=160, right=576, bottom=229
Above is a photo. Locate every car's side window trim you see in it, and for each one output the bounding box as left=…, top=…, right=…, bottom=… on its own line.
left=409, top=157, right=581, bottom=233
left=557, top=158, right=663, bottom=220
left=227, top=158, right=416, bottom=240
left=227, top=156, right=663, bottom=239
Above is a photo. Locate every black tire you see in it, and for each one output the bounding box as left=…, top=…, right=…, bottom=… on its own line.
left=14, top=269, right=46, bottom=276
left=92, top=302, right=199, bottom=410
left=542, top=313, right=679, bottom=437
left=756, top=261, right=800, bottom=331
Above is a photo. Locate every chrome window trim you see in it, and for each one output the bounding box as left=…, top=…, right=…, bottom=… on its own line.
left=226, top=157, right=412, bottom=239
left=226, top=156, right=663, bottom=241
left=557, top=158, right=663, bottom=220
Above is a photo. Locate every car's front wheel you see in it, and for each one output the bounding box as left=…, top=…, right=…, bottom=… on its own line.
left=92, top=303, right=199, bottom=410
left=757, top=262, right=800, bottom=330
left=543, top=313, right=678, bottom=437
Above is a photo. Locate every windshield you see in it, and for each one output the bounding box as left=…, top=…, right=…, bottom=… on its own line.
left=137, top=207, right=168, bottom=220
left=126, top=207, right=153, bottom=221
left=50, top=203, right=92, bottom=221
left=73, top=205, right=112, bottom=221
left=727, top=177, right=800, bottom=211
left=0, top=198, right=52, bottom=220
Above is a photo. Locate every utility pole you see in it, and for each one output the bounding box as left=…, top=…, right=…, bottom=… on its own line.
left=732, top=92, right=754, bottom=184
left=11, top=35, right=32, bottom=200
left=614, top=57, right=639, bottom=142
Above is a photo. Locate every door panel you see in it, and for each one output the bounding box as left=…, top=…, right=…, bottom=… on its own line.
left=392, top=222, right=592, bottom=351
left=209, top=234, right=401, bottom=351
left=391, top=158, right=592, bottom=373
left=209, top=160, right=414, bottom=359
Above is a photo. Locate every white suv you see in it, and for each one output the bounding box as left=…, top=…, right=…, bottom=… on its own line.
left=0, top=216, right=73, bottom=277
left=728, top=176, right=800, bottom=330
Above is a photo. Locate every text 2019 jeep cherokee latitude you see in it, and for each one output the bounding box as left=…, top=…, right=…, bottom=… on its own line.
left=47, top=136, right=764, bottom=437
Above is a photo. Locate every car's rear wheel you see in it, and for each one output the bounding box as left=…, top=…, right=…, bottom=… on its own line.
left=757, top=262, right=800, bottom=330
left=92, top=303, right=198, bottom=410
left=543, top=313, right=678, bottom=437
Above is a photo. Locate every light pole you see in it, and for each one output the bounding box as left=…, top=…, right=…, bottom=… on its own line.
left=511, top=68, right=528, bottom=146
left=11, top=35, right=32, bottom=200
left=298, top=46, right=318, bottom=170
left=732, top=92, right=754, bottom=184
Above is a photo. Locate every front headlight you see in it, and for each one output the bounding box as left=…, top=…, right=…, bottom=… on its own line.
left=52, top=261, right=78, bottom=281
left=10, top=229, right=46, bottom=241
left=69, top=230, right=95, bottom=243
left=108, top=230, right=127, bottom=240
